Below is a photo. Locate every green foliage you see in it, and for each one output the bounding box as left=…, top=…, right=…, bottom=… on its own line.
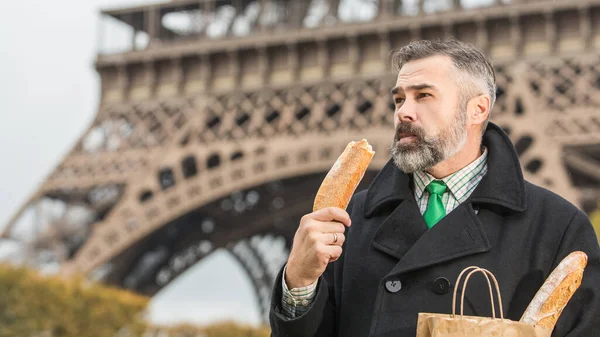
left=0, top=263, right=272, bottom=337
left=154, top=321, right=271, bottom=337
left=591, top=202, right=600, bottom=243
left=0, top=263, right=148, bottom=337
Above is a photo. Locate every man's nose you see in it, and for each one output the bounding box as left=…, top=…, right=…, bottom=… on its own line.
left=396, top=100, right=417, bottom=123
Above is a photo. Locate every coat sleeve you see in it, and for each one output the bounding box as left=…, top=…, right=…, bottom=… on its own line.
left=268, top=264, right=337, bottom=337
left=269, top=198, right=355, bottom=337
left=550, top=209, right=600, bottom=337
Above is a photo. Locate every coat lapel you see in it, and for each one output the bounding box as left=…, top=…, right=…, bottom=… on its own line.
left=371, top=198, right=428, bottom=260
left=385, top=202, right=491, bottom=277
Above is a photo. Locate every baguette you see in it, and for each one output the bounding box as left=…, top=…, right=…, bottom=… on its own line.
left=520, top=251, right=588, bottom=330
left=313, top=139, right=375, bottom=212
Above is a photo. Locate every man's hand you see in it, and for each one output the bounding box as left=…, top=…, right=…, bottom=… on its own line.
left=284, top=207, right=351, bottom=289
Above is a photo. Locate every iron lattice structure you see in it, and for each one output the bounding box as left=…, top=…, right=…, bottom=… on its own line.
left=2, top=0, right=600, bottom=324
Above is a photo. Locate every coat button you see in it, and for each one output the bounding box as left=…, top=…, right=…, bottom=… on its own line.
left=432, top=277, right=450, bottom=295
left=385, top=279, right=402, bottom=293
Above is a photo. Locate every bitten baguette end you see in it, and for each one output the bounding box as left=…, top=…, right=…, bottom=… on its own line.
left=313, top=139, right=375, bottom=212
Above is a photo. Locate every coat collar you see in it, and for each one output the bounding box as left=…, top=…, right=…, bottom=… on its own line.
left=364, top=122, right=527, bottom=218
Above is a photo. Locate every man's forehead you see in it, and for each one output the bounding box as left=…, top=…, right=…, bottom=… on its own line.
left=393, top=70, right=440, bottom=92
left=394, top=57, right=453, bottom=89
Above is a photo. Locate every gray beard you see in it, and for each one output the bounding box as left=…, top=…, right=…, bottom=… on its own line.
left=391, top=140, right=444, bottom=174
left=390, top=108, right=468, bottom=174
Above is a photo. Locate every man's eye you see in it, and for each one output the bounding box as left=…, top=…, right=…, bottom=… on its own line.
left=395, top=98, right=405, bottom=104
left=418, top=93, right=431, bottom=98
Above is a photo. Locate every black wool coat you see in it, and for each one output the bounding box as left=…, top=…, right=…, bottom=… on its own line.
left=269, top=123, right=600, bottom=337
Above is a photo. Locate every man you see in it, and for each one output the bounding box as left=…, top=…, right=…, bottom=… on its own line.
left=269, top=39, right=600, bottom=337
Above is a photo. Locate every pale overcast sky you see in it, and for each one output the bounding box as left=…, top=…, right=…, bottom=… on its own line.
left=0, top=0, right=259, bottom=327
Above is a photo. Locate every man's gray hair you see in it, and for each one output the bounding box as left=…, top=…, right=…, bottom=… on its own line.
left=391, top=38, right=496, bottom=131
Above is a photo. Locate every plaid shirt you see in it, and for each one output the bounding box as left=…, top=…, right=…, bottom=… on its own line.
left=281, top=148, right=489, bottom=318
left=413, top=147, right=488, bottom=215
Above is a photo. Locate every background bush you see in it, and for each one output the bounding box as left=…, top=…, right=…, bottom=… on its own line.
left=0, top=263, right=270, bottom=337
left=150, top=321, right=270, bottom=337
left=591, top=203, right=600, bottom=242
left=0, top=264, right=148, bottom=337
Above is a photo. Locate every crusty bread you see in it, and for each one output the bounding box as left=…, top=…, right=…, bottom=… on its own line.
left=520, top=251, right=588, bottom=330
left=313, top=139, right=375, bottom=212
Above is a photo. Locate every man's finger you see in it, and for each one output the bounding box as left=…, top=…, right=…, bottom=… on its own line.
left=311, top=207, right=351, bottom=227
left=323, top=232, right=345, bottom=246
left=325, top=245, right=343, bottom=261
left=316, top=221, right=347, bottom=233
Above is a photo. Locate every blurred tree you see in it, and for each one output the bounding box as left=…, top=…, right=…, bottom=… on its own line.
left=153, top=321, right=270, bottom=337
left=0, top=263, right=271, bottom=337
left=591, top=202, right=600, bottom=243
left=0, top=264, right=148, bottom=337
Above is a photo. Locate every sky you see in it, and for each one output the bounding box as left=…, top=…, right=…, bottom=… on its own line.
left=0, top=0, right=260, bottom=327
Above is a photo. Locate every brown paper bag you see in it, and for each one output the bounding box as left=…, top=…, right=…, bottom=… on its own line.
left=416, top=267, right=552, bottom=337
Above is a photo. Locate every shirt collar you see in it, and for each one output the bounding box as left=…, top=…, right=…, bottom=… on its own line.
left=413, top=147, right=488, bottom=199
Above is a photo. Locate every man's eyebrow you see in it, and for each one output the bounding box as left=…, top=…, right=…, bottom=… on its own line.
left=390, top=83, right=437, bottom=95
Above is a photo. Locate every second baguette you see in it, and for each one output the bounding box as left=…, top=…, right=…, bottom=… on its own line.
left=520, top=251, right=588, bottom=330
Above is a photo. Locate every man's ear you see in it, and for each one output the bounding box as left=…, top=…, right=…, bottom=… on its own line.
left=468, top=95, right=491, bottom=127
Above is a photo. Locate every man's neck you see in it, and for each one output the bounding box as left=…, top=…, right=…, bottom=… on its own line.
left=426, top=141, right=483, bottom=179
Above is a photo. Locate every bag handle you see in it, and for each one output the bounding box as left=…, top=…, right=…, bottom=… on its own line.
left=451, top=266, right=504, bottom=320
left=452, top=266, right=495, bottom=318
left=461, top=268, right=504, bottom=320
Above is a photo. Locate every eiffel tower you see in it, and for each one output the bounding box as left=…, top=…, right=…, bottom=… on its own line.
left=2, top=0, right=600, bottom=324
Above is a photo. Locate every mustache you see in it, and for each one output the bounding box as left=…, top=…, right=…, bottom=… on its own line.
left=394, top=122, right=425, bottom=143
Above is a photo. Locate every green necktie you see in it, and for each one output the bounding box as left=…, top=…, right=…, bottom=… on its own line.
left=423, top=180, right=447, bottom=228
